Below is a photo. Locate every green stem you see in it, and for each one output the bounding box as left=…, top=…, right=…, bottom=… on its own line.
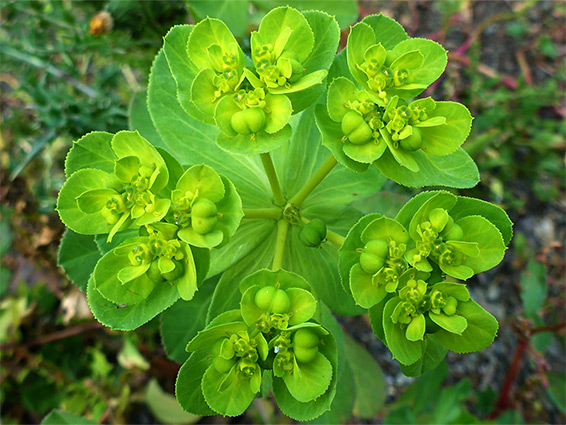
left=272, top=220, right=289, bottom=271
left=260, top=152, right=286, bottom=206
left=289, top=155, right=338, bottom=206
left=243, top=207, right=282, bottom=220
left=326, top=229, right=345, bottom=247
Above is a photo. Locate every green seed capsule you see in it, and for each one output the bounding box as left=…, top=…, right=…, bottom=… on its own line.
left=359, top=239, right=389, bottom=274
left=230, top=107, right=266, bottom=135
left=254, top=286, right=276, bottom=310
left=292, top=329, right=319, bottom=363
left=341, top=111, right=373, bottom=145
left=399, top=127, right=422, bottom=151
left=191, top=198, right=218, bottom=234
left=299, top=219, right=327, bottom=248
left=442, top=223, right=464, bottom=241
left=254, top=286, right=291, bottom=314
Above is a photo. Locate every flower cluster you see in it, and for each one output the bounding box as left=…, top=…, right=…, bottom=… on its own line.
left=179, top=269, right=336, bottom=417
left=340, top=191, right=508, bottom=366
left=58, top=131, right=243, bottom=304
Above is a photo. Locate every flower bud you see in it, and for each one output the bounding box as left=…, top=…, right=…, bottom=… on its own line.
left=341, top=111, right=373, bottom=145
left=299, top=219, right=327, bottom=248
left=359, top=239, right=389, bottom=274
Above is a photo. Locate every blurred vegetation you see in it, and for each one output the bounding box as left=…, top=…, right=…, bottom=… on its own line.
left=1, top=0, right=564, bottom=423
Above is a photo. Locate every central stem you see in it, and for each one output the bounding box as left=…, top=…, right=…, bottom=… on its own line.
left=272, top=219, right=289, bottom=271
left=289, top=155, right=338, bottom=206
left=260, top=152, right=285, bottom=206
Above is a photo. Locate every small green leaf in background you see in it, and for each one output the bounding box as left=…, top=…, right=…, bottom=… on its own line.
left=547, top=372, right=566, bottom=414
left=520, top=259, right=548, bottom=320
left=42, top=410, right=97, bottom=425
left=432, top=379, right=471, bottom=424
left=117, top=337, right=150, bottom=370
left=145, top=378, right=201, bottom=424
left=344, top=333, right=386, bottom=419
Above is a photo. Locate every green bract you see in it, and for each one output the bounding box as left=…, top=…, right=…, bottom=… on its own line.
left=171, top=164, right=243, bottom=249
left=56, top=9, right=514, bottom=422
left=58, top=131, right=171, bottom=241
left=239, top=269, right=317, bottom=333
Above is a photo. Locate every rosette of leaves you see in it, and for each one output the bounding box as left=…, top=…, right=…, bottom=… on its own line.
left=93, top=222, right=208, bottom=304
left=239, top=269, right=318, bottom=334
left=169, top=164, right=243, bottom=249
left=346, top=19, right=447, bottom=102
left=339, top=215, right=411, bottom=309
left=57, top=131, right=171, bottom=242
left=179, top=310, right=269, bottom=417
left=380, top=278, right=498, bottom=366
left=398, top=191, right=509, bottom=280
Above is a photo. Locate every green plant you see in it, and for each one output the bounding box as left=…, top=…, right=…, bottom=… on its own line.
left=55, top=7, right=513, bottom=420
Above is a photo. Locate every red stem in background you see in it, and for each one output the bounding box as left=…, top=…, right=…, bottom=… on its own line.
left=488, top=337, right=528, bottom=420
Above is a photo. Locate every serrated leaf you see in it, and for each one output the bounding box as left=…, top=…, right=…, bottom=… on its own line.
left=374, top=148, right=479, bottom=189
left=201, top=364, right=258, bottom=417
left=65, top=132, right=116, bottom=178
left=57, top=168, right=114, bottom=235
left=282, top=352, right=332, bottom=402
left=176, top=351, right=216, bottom=416
left=419, top=102, right=473, bottom=156
left=383, top=298, right=424, bottom=365
left=399, top=335, right=448, bottom=378
left=434, top=299, right=498, bottom=353
left=87, top=276, right=179, bottom=331
left=457, top=215, right=506, bottom=274
left=58, top=230, right=101, bottom=291
left=361, top=14, right=409, bottom=49
left=449, top=196, right=513, bottom=246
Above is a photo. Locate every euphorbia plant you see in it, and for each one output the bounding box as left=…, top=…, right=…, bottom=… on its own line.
left=56, top=7, right=513, bottom=421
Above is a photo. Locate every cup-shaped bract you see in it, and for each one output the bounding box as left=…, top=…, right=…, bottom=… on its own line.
left=239, top=269, right=317, bottom=334
left=346, top=20, right=447, bottom=103
left=214, top=87, right=293, bottom=155
left=93, top=222, right=208, bottom=305
left=171, top=164, right=243, bottom=249
left=184, top=311, right=269, bottom=417
left=401, top=192, right=507, bottom=280
left=57, top=131, right=171, bottom=242
left=187, top=18, right=246, bottom=121
left=345, top=216, right=411, bottom=309
left=270, top=324, right=333, bottom=402
left=382, top=278, right=498, bottom=365
left=247, top=7, right=328, bottom=102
